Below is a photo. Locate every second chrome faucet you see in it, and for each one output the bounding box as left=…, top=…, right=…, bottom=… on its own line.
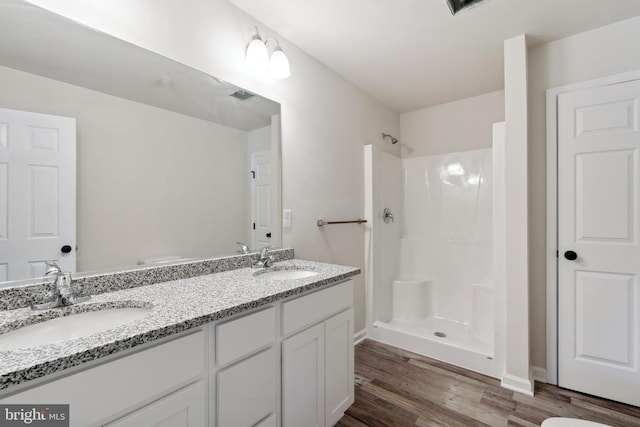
left=252, top=246, right=274, bottom=269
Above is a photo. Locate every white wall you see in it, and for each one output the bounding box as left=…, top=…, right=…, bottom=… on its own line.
left=247, top=125, right=271, bottom=153
left=400, top=90, right=504, bottom=157
left=528, top=16, right=640, bottom=369
left=25, top=0, right=401, bottom=333
left=0, top=64, right=249, bottom=272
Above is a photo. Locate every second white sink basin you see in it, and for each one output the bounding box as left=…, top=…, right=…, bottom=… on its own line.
left=257, top=270, right=318, bottom=281
left=0, top=307, right=151, bottom=351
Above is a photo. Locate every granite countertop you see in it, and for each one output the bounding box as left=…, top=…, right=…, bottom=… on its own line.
left=0, top=259, right=359, bottom=392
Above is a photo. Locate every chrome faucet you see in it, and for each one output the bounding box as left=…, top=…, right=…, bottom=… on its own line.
left=31, top=262, right=90, bottom=310
left=252, top=246, right=274, bottom=269
left=236, top=241, right=250, bottom=254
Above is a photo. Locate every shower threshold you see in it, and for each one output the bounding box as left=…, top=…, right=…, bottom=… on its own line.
left=370, top=319, right=500, bottom=377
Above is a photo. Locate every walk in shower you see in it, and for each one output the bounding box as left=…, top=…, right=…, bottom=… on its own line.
left=364, top=141, right=506, bottom=378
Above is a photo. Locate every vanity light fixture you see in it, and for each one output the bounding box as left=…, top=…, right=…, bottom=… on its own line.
left=246, top=27, right=291, bottom=79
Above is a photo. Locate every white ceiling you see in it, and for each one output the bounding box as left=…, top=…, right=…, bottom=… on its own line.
left=229, top=0, right=640, bottom=113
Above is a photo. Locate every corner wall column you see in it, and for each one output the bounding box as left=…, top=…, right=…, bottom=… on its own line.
left=502, top=34, right=533, bottom=395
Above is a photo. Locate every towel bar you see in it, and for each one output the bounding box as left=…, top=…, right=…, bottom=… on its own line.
left=317, top=219, right=367, bottom=227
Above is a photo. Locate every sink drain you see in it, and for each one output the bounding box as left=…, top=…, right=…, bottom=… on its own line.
left=434, top=331, right=447, bottom=338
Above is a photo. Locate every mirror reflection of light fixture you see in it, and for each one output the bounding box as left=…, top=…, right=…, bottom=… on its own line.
left=246, top=27, right=291, bottom=79
left=466, top=174, right=480, bottom=185
left=446, top=162, right=465, bottom=176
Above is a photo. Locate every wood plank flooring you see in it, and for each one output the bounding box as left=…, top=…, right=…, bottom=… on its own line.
left=338, top=339, right=640, bottom=427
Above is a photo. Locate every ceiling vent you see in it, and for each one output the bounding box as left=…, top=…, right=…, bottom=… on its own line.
left=446, top=0, right=487, bottom=15
left=229, top=90, right=255, bottom=101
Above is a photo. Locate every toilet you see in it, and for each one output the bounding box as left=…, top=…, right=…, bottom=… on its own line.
left=541, top=418, right=612, bottom=427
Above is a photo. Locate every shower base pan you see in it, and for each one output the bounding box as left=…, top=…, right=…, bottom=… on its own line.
left=370, top=318, right=501, bottom=378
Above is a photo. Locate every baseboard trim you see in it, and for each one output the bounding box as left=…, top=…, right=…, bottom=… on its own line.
left=354, top=329, right=367, bottom=345
left=532, top=366, right=547, bottom=384
left=501, top=372, right=534, bottom=396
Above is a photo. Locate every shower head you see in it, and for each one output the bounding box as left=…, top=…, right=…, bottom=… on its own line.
left=382, top=133, right=398, bottom=144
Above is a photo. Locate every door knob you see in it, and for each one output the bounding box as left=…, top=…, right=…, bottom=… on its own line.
left=383, top=208, right=394, bottom=223
left=60, top=245, right=72, bottom=254
left=564, top=250, right=578, bottom=261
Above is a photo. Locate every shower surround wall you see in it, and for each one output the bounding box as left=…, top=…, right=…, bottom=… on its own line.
left=366, top=145, right=505, bottom=378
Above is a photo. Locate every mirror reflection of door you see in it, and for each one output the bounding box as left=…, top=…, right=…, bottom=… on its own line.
left=0, top=108, right=76, bottom=282
left=251, top=150, right=273, bottom=250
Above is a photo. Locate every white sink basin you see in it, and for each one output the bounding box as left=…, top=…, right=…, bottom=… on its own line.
left=0, top=307, right=150, bottom=351
left=257, top=270, right=318, bottom=281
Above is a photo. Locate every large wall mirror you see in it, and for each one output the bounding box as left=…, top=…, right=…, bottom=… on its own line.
left=0, top=0, right=281, bottom=285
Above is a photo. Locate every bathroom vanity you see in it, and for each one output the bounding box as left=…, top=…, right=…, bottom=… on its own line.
left=0, top=250, right=358, bottom=427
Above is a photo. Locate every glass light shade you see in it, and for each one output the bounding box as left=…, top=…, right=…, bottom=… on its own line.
left=269, top=46, right=291, bottom=79
left=246, top=37, right=269, bottom=70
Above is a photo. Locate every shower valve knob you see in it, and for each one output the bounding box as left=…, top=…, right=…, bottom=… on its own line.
left=564, top=250, right=578, bottom=261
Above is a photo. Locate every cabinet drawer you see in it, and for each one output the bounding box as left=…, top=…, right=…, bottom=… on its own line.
left=216, top=306, right=275, bottom=366
left=282, top=280, right=353, bottom=336
left=106, top=380, right=206, bottom=427
left=217, top=348, right=277, bottom=427
left=2, top=330, right=205, bottom=427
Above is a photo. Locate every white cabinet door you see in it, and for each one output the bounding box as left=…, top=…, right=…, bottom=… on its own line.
left=217, top=348, right=277, bottom=427
left=105, top=381, right=206, bottom=427
left=282, top=322, right=325, bottom=427
left=324, top=308, right=354, bottom=427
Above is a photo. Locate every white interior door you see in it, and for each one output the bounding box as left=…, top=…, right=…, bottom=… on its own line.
left=0, top=108, right=76, bottom=282
left=558, top=79, right=640, bottom=406
left=251, top=150, right=273, bottom=250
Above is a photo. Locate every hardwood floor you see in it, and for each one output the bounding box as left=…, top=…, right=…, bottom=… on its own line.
left=338, top=339, right=640, bottom=427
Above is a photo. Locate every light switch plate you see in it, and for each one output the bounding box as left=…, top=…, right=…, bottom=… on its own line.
left=283, top=209, right=292, bottom=228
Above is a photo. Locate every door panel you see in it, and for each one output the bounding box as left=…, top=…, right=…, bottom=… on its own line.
left=575, top=98, right=637, bottom=136
left=558, top=79, right=640, bottom=406
left=30, top=165, right=59, bottom=237
left=575, top=149, right=636, bottom=241
left=575, top=271, right=635, bottom=366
